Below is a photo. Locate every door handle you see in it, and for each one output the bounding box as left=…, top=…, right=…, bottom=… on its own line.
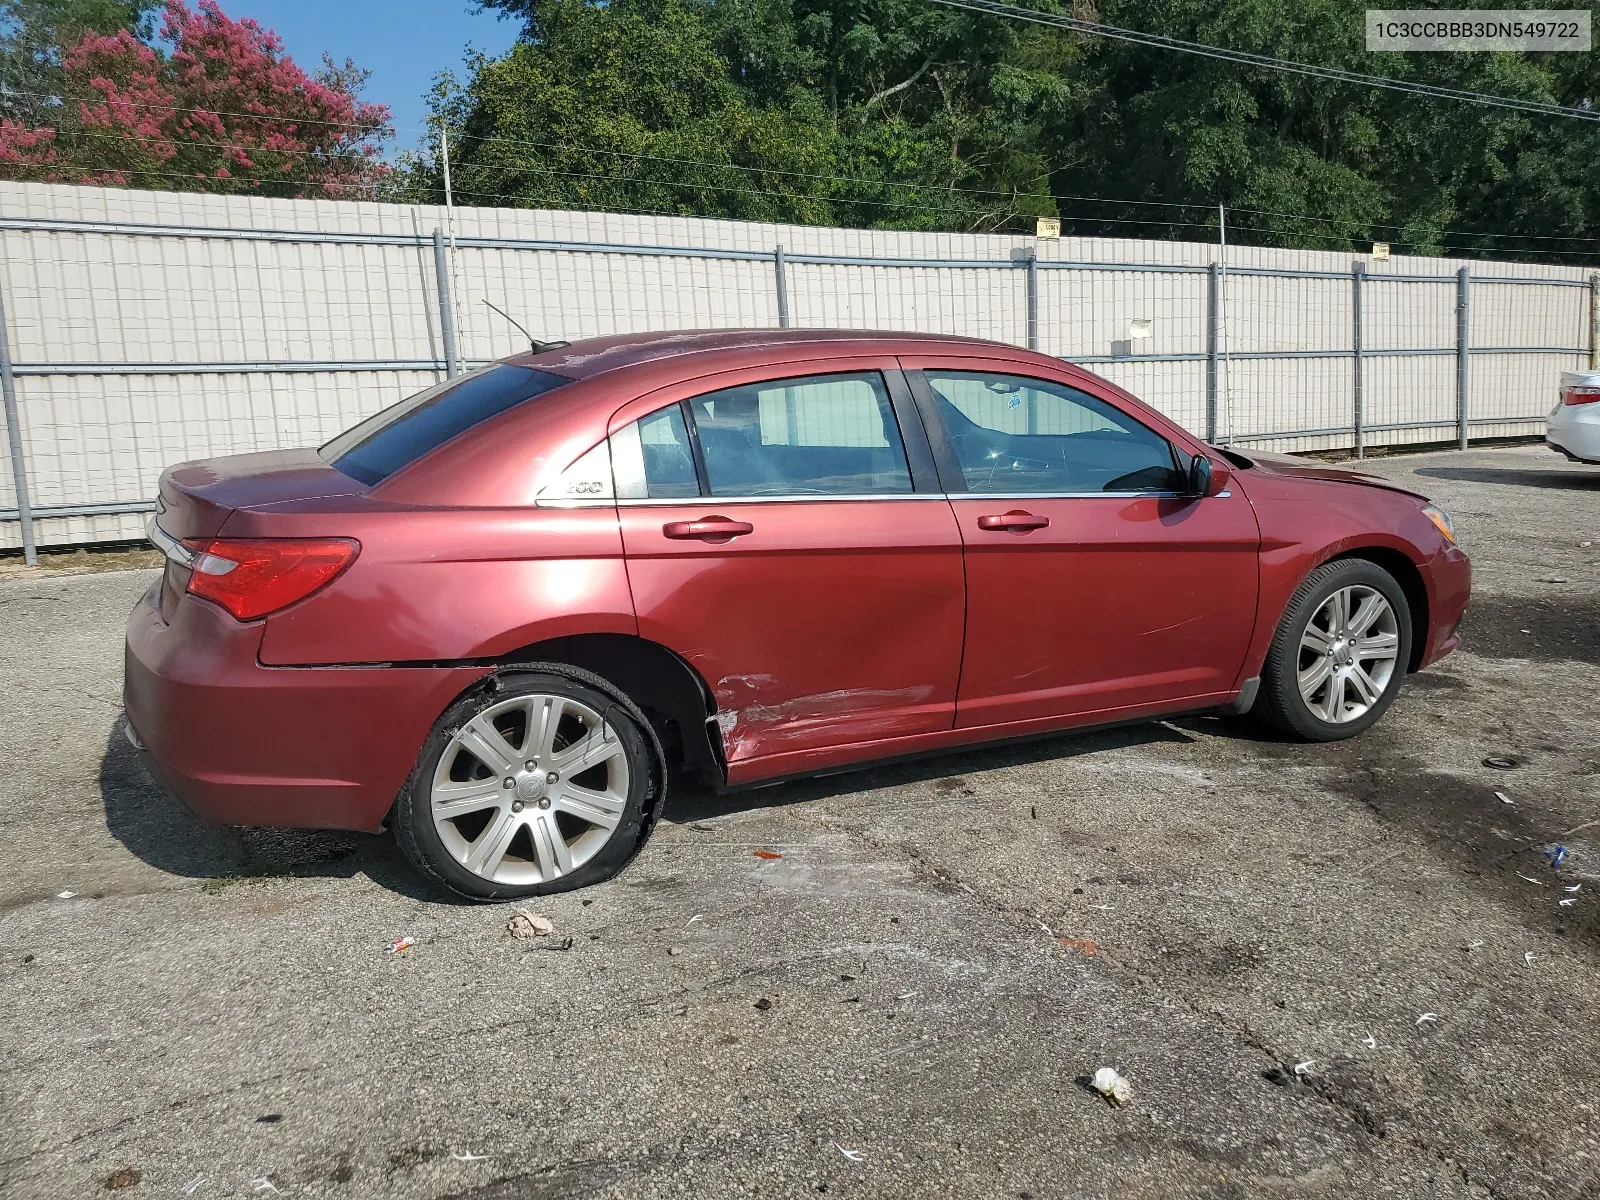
left=977, top=510, right=1050, bottom=533
left=662, top=516, right=755, bottom=542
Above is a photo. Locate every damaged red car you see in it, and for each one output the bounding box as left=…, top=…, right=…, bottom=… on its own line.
left=124, top=330, right=1470, bottom=899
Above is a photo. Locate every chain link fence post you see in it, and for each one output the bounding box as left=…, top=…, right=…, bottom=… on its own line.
left=774, top=244, right=790, bottom=329
left=1352, top=262, right=1365, bottom=460
left=1590, top=273, right=1599, bottom=370
left=433, top=228, right=459, bottom=378
left=0, top=276, right=36, bottom=566
left=1025, top=251, right=1039, bottom=351
left=1456, top=267, right=1471, bottom=450
left=1205, top=261, right=1220, bottom=444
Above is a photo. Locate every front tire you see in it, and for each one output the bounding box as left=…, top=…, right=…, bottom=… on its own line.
left=394, top=669, right=657, bottom=901
left=1254, top=559, right=1412, bottom=741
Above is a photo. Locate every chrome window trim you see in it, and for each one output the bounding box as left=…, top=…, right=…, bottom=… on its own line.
left=538, top=489, right=1226, bottom=508
left=146, top=515, right=197, bottom=566
left=614, top=492, right=932, bottom=506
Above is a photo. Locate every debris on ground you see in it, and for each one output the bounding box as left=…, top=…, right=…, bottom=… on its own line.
left=1516, top=872, right=1544, bottom=885
left=1482, top=757, right=1519, bottom=770
left=1535, top=575, right=1570, bottom=584
left=1416, top=1012, right=1438, bottom=1026
left=250, top=1179, right=280, bottom=1194
left=1090, top=1066, right=1133, bottom=1106
left=1057, top=936, right=1099, bottom=955
left=1362, top=1034, right=1377, bottom=1049
left=452, top=1150, right=490, bottom=1161
left=896, top=991, right=918, bottom=1001
left=1293, top=1060, right=1315, bottom=1076
left=1494, top=791, right=1514, bottom=805
left=182, top=1175, right=206, bottom=1195
left=1559, top=898, right=1577, bottom=907
left=56, top=891, right=76, bottom=899
left=753, top=850, right=783, bottom=860
left=1566, top=884, right=1583, bottom=893
left=506, top=909, right=554, bottom=939
left=1543, top=845, right=1569, bottom=869
left=386, top=936, right=416, bottom=954
left=754, top=997, right=773, bottom=1011
left=1525, top=951, right=1538, bottom=966
left=835, top=1143, right=865, bottom=1162
left=667, top=946, right=682, bottom=956
left=104, top=1167, right=141, bottom=1189
left=684, top=914, right=702, bottom=926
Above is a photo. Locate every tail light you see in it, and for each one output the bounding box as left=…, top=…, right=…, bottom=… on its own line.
left=1561, top=385, right=1600, bottom=406
left=181, top=537, right=359, bottom=620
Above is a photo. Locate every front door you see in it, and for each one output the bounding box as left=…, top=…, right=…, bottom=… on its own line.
left=904, top=359, right=1260, bottom=730
left=610, top=362, right=966, bottom=775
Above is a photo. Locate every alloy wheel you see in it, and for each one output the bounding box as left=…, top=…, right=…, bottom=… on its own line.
left=429, top=692, right=630, bottom=885
left=1296, top=584, right=1401, bottom=724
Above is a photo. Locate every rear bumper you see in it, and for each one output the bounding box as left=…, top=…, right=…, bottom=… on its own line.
left=122, top=580, right=487, bottom=831
left=1547, top=403, right=1600, bottom=464
left=1418, top=543, right=1471, bottom=668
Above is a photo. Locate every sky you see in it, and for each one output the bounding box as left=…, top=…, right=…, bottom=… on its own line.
left=230, top=1, right=522, bottom=153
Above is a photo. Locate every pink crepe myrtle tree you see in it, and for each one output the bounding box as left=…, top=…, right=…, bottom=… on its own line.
left=0, top=0, right=391, bottom=196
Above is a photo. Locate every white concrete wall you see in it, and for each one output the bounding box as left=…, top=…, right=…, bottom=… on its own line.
left=0, top=179, right=1590, bottom=548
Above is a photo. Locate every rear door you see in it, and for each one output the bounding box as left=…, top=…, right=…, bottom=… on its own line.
left=609, top=361, right=965, bottom=773
left=903, top=357, right=1260, bottom=729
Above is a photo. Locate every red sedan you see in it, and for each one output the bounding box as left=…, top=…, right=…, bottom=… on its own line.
left=124, top=330, right=1470, bottom=899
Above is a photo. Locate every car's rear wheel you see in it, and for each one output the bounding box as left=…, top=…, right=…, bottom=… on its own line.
left=1254, top=558, right=1412, bottom=741
left=394, top=669, right=657, bottom=900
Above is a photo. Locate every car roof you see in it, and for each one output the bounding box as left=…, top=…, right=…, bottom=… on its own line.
left=505, top=328, right=1013, bottom=381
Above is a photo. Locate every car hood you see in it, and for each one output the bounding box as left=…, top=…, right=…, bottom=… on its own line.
left=1228, top=449, right=1429, bottom=501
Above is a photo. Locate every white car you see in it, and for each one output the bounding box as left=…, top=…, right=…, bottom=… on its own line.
left=1549, top=370, right=1600, bottom=464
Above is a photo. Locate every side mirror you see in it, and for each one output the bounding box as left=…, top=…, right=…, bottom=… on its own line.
left=1186, top=454, right=1230, bottom=498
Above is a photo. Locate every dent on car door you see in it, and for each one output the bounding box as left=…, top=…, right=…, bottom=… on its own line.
left=608, top=364, right=965, bottom=775
left=904, top=360, right=1261, bottom=728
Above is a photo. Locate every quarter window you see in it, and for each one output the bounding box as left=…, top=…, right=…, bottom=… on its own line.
left=923, top=370, right=1184, bottom=494
left=688, top=371, right=912, bottom=497
left=611, top=403, right=700, bottom=499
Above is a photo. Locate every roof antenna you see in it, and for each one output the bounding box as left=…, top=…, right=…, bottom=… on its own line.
left=483, top=298, right=569, bottom=354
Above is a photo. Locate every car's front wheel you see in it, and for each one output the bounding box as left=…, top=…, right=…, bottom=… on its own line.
left=394, top=668, right=658, bottom=900
left=1254, top=558, right=1412, bottom=741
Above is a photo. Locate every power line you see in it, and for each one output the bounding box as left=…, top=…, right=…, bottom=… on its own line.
left=924, top=0, right=1600, bottom=123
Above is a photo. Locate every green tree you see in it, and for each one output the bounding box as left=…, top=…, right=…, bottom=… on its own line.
left=1051, top=0, right=1600, bottom=260
left=426, top=0, right=1068, bottom=230
left=0, top=0, right=158, bottom=124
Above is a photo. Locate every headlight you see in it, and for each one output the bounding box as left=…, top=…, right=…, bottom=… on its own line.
left=1422, top=503, right=1457, bottom=545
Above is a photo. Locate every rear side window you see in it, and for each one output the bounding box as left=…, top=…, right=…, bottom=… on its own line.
left=691, top=372, right=912, bottom=496
left=322, top=365, right=572, bottom=485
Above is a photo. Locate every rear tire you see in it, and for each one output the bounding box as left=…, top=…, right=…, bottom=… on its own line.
left=1254, top=558, right=1412, bottom=742
left=394, top=668, right=658, bottom=901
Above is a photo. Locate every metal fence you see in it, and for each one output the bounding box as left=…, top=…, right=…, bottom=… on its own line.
left=1, top=180, right=1593, bottom=559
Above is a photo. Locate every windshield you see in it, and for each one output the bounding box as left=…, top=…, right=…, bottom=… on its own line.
left=321, top=364, right=573, bottom=485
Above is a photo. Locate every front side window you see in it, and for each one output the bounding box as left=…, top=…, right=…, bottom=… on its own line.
left=923, top=370, right=1183, bottom=494
left=688, top=371, right=912, bottom=496
left=322, top=364, right=572, bottom=485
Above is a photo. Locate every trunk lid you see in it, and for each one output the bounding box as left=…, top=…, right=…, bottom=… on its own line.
left=151, top=449, right=365, bottom=620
